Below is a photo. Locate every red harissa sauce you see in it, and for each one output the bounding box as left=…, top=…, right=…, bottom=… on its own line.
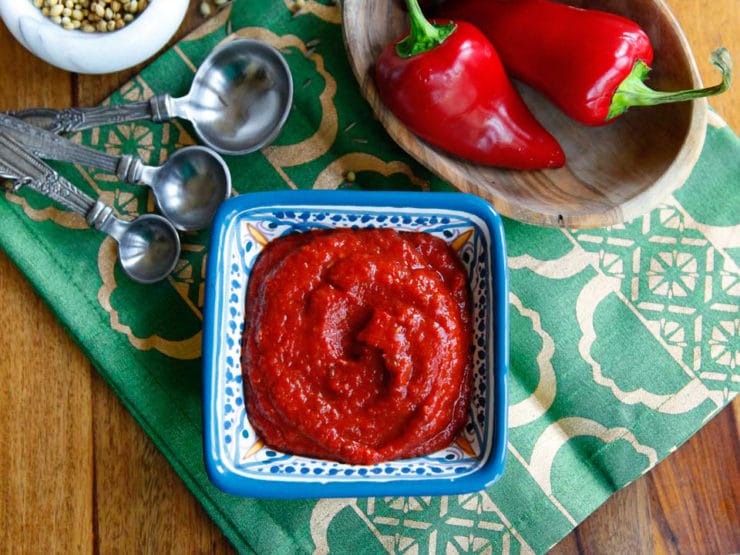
left=241, top=228, right=473, bottom=465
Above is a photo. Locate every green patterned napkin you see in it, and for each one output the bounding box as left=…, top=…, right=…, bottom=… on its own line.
left=1, top=2, right=738, bottom=553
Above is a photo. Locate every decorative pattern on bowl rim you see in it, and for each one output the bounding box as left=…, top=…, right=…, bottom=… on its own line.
left=203, top=191, right=509, bottom=498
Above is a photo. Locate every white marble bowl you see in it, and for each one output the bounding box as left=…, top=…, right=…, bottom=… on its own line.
left=0, top=0, right=188, bottom=74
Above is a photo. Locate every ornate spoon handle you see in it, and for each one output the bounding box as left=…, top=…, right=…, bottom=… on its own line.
left=0, top=113, right=144, bottom=182
left=0, top=130, right=96, bottom=218
left=7, top=95, right=173, bottom=134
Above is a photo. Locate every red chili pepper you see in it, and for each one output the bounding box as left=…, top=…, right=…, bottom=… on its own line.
left=437, top=0, right=732, bottom=125
left=375, top=0, right=565, bottom=169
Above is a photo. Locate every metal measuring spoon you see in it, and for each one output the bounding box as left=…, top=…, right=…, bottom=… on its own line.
left=0, top=131, right=180, bottom=284
left=0, top=113, right=231, bottom=231
left=10, top=39, right=294, bottom=155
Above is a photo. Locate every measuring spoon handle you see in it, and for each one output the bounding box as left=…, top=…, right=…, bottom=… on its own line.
left=7, top=94, right=174, bottom=134
left=0, top=113, right=148, bottom=184
left=0, top=129, right=122, bottom=238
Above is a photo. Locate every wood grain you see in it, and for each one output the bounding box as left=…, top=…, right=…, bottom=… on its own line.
left=551, top=405, right=740, bottom=554
left=0, top=1, right=738, bottom=553
left=0, top=253, right=94, bottom=554
left=0, top=5, right=233, bottom=554
left=0, top=27, right=94, bottom=555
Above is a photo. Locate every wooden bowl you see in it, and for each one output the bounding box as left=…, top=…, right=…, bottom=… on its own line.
left=342, top=0, right=708, bottom=228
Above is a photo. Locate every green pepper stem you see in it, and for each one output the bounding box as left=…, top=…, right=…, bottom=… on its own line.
left=608, top=47, right=733, bottom=120
left=396, top=0, right=456, bottom=58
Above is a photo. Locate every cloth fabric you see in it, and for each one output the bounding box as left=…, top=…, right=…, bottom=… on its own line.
left=1, top=2, right=738, bottom=553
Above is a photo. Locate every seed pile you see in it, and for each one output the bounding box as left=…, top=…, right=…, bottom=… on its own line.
left=198, top=0, right=231, bottom=19
left=32, top=0, right=150, bottom=32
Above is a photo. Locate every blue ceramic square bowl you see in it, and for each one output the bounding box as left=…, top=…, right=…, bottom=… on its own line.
left=202, top=190, right=509, bottom=498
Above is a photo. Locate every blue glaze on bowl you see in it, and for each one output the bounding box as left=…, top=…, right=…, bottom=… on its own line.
left=202, top=191, right=509, bottom=498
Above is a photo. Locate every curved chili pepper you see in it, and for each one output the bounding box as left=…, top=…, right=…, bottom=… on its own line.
left=437, top=0, right=732, bottom=125
left=375, top=0, right=565, bottom=169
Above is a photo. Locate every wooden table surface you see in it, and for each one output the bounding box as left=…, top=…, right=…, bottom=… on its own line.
left=1, top=3, right=738, bottom=553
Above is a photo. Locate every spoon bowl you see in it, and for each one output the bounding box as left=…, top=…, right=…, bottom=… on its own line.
left=85, top=201, right=182, bottom=284
left=9, top=38, right=294, bottom=156
left=115, top=213, right=182, bottom=284
left=171, top=38, right=294, bottom=155
left=144, top=146, right=232, bottom=231
left=342, top=0, right=709, bottom=228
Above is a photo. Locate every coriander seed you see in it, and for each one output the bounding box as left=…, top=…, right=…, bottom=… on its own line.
left=31, top=0, right=149, bottom=32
